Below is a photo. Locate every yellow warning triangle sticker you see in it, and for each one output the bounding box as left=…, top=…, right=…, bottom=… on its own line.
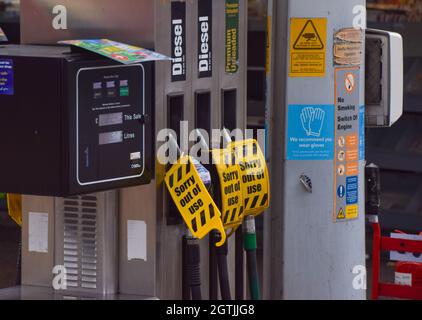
left=293, top=20, right=324, bottom=50
left=337, top=208, right=345, bottom=220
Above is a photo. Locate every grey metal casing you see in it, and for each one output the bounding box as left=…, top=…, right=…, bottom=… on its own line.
left=20, top=0, right=248, bottom=299
left=54, top=192, right=118, bottom=295
left=21, top=191, right=118, bottom=297
left=21, top=196, right=55, bottom=288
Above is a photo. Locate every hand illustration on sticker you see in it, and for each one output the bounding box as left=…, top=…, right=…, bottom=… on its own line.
left=300, top=107, right=325, bottom=137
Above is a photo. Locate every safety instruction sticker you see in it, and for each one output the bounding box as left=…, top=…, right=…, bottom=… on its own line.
left=231, top=140, right=270, bottom=217
left=334, top=28, right=363, bottom=66
left=165, top=156, right=226, bottom=246
left=287, top=105, right=334, bottom=160
left=211, top=148, right=244, bottom=231
left=334, top=67, right=361, bottom=222
left=0, top=59, right=14, bottom=95
left=290, top=18, right=327, bottom=77
left=359, top=105, right=365, bottom=161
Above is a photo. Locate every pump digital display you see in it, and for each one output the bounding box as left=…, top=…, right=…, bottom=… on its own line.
left=77, top=64, right=146, bottom=186
left=99, top=131, right=123, bottom=145
left=99, top=112, right=123, bottom=127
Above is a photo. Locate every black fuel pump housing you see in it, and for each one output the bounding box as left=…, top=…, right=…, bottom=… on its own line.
left=0, top=45, right=153, bottom=196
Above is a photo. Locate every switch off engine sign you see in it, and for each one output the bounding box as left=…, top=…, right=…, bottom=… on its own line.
left=333, top=68, right=361, bottom=222
left=77, top=65, right=146, bottom=186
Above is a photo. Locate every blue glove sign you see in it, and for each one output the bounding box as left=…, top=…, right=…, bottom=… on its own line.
left=301, top=107, right=326, bottom=138
left=287, top=105, right=334, bottom=161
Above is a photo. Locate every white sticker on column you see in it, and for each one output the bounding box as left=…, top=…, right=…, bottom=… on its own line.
left=127, top=220, right=147, bottom=261
left=395, top=272, right=412, bottom=286
left=390, top=233, right=422, bottom=263
left=28, top=212, right=49, bottom=253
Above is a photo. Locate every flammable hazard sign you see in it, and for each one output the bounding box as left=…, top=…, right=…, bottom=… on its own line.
left=290, top=18, right=327, bottom=77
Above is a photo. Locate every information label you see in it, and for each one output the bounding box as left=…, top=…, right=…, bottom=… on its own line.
left=287, top=105, right=334, bottom=160
left=0, top=59, right=14, bottom=95
left=290, top=18, right=327, bottom=77
left=334, top=67, right=361, bottom=222
left=359, top=105, right=365, bottom=161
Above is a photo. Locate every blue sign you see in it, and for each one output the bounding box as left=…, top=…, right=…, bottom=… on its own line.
left=287, top=105, right=334, bottom=160
left=337, top=185, right=346, bottom=198
left=0, top=59, right=14, bottom=95
left=346, top=176, right=358, bottom=205
left=359, top=105, right=365, bottom=161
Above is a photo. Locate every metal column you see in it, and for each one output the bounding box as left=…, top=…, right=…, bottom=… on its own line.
left=267, top=0, right=367, bottom=300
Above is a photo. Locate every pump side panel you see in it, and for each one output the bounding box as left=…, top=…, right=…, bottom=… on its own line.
left=281, top=0, right=366, bottom=299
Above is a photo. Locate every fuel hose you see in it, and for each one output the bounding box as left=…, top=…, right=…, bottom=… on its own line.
left=243, top=216, right=261, bottom=300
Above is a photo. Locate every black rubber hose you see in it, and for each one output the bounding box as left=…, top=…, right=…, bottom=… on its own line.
left=209, top=232, right=218, bottom=300
left=185, top=237, right=202, bottom=300
left=191, top=285, right=202, bottom=301
left=216, top=241, right=232, bottom=300
left=235, top=228, right=244, bottom=300
left=182, top=236, right=190, bottom=300
left=246, top=249, right=260, bottom=300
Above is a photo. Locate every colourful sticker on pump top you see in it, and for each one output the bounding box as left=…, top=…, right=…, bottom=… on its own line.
left=59, top=39, right=170, bottom=64
left=211, top=148, right=244, bottom=232
left=231, top=140, right=270, bottom=217
left=165, top=156, right=226, bottom=246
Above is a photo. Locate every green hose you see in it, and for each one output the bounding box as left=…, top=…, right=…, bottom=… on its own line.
left=243, top=216, right=261, bottom=300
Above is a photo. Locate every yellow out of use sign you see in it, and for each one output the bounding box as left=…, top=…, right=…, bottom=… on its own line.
left=290, top=18, right=327, bottom=77
left=165, top=156, right=226, bottom=247
left=211, top=147, right=245, bottom=234
left=231, top=140, right=270, bottom=217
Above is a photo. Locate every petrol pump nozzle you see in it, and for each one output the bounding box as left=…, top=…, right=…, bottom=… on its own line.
left=222, top=128, right=233, bottom=148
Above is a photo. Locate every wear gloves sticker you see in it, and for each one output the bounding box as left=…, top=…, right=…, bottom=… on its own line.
left=300, top=107, right=326, bottom=138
